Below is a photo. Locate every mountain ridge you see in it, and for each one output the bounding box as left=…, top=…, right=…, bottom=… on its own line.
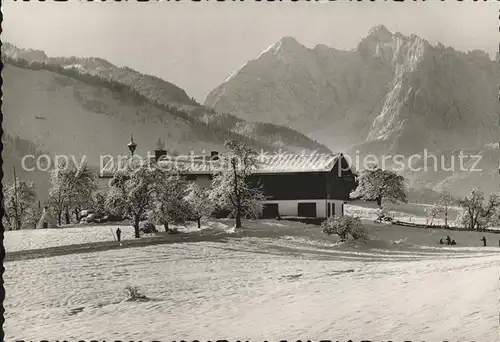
left=204, top=26, right=500, bottom=198
left=2, top=42, right=330, bottom=156
left=205, top=27, right=498, bottom=153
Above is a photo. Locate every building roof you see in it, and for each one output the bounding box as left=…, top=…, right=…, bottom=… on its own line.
left=99, top=151, right=355, bottom=178
left=253, top=152, right=341, bottom=174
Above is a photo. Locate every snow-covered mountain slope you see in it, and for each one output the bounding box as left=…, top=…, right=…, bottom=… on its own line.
left=2, top=42, right=196, bottom=106
left=2, top=43, right=330, bottom=157
left=205, top=26, right=499, bottom=155
left=3, top=62, right=239, bottom=162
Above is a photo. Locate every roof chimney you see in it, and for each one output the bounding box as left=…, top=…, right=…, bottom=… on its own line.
left=155, top=149, right=167, bottom=162
left=154, top=138, right=167, bottom=162
left=156, top=138, right=165, bottom=150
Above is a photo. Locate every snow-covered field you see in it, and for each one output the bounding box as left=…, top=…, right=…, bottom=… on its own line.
left=4, top=235, right=500, bottom=341
left=345, top=202, right=459, bottom=226
left=4, top=225, right=138, bottom=252
left=2, top=202, right=487, bottom=254
left=4, top=221, right=234, bottom=253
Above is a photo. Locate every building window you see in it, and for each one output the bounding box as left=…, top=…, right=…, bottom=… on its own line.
left=186, top=174, right=197, bottom=181
left=298, top=202, right=317, bottom=218
left=327, top=203, right=331, bottom=217
left=262, top=203, right=279, bottom=219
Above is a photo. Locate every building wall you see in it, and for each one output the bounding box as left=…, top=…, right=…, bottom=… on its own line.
left=98, top=177, right=111, bottom=190
left=250, top=156, right=357, bottom=202
left=264, top=199, right=344, bottom=218
left=250, top=173, right=327, bottom=200
left=327, top=157, right=357, bottom=201
left=190, top=174, right=212, bottom=188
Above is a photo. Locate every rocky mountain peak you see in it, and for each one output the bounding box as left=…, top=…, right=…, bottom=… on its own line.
left=267, top=36, right=308, bottom=58
left=366, top=24, right=393, bottom=42
left=2, top=42, right=48, bottom=63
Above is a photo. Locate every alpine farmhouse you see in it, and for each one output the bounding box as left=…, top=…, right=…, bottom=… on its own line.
left=100, top=148, right=358, bottom=219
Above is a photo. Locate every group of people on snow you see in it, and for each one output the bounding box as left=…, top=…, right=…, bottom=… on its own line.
left=439, top=235, right=494, bottom=246
left=439, top=236, right=456, bottom=245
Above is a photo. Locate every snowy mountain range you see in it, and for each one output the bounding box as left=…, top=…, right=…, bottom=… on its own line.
left=2, top=42, right=329, bottom=156
left=204, top=25, right=500, bottom=198
left=2, top=42, right=329, bottom=200
left=205, top=25, right=499, bottom=155
left=3, top=25, right=499, bottom=201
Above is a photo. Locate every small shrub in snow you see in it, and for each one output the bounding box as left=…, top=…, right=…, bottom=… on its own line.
left=375, top=205, right=391, bottom=222
left=322, top=215, right=368, bottom=242
left=124, top=285, right=148, bottom=301
left=349, top=222, right=369, bottom=241
left=141, top=222, right=157, bottom=234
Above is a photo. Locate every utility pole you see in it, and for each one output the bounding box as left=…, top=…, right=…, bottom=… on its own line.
left=13, top=166, right=20, bottom=230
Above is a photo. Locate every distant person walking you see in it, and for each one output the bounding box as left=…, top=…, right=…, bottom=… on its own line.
left=116, top=228, right=122, bottom=242
left=481, top=236, right=486, bottom=246
left=439, top=238, right=444, bottom=245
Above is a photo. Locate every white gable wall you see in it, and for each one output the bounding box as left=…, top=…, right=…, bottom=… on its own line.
left=264, top=199, right=344, bottom=218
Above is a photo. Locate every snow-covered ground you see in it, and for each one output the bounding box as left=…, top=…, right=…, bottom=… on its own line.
left=346, top=202, right=458, bottom=226
left=4, top=236, right=500, bottom=341
left=4, top=225, right=137, bottom=252
left=4, top=220, right=234, bottom=253
left=0, top=201, right=484, bottom=254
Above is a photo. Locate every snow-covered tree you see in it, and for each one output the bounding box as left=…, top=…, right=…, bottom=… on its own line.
left=458, top=188, right=500, bottom=231
left=149, top=172, right=190, bottom=232
left=3, top=179, right=37, bottom=230
left=92, top=189, right=108, bottom=215
left=47, top=178, right=66, bottom=226
left=438, top=192, right=454, bottom=227
left=209, top=139, right=265, bottom=228
left=106, top=163, right=157, bottom=238
left=350, top=167, right=407, bottom=209
left=66, top=163, right=97, bottom=221
left=424, top=205, right=442, bottom=226
left=48, top=162, right=97, bottom=224
left=185, top=183, right=214, bottom=228
left=429, top=191, right=454, bottom=227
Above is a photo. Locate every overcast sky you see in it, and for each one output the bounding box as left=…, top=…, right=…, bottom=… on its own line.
left=3, top=1, right=497, bottom=102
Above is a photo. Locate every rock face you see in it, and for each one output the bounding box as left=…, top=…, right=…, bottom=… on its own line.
left=205, top=26, right=499, bottom=156
left=205, top=26, right=500, bottom=199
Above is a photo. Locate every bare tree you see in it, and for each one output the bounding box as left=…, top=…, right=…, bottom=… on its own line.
left=209, top=139, right=265, bottom=228
left=350, top=167, right=407, bottom=210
